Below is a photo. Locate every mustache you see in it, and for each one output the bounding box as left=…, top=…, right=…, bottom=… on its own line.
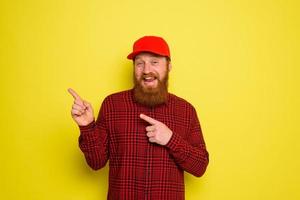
left=141, top=72, right=158, bottom=79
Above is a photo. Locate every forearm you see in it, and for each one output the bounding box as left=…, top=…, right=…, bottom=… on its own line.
left=166, top=131, right=209, bottom=177
left=78, top=121, right=109, bottom=170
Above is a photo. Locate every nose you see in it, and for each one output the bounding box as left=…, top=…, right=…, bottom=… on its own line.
left=143, top=62, right=152, bottom=74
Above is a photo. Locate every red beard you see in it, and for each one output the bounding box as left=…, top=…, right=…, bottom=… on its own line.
left=133, top=72, right=169, bottom=107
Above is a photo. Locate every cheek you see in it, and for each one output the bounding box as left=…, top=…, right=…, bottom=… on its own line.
left=134, top=70, right=142, bottom=80
left=157, top=69, right=167, bottom=80
left=156, top=64, right=168, bottom=77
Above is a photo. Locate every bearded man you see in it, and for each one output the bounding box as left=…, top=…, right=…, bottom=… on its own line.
left=68, top=36, right=209, bottom=200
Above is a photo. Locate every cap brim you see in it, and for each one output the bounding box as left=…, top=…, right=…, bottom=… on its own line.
left=127, top=51, right=142, bottom=60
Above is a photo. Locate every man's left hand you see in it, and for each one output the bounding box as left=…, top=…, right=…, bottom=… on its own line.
left=140, top=114, right=173, bottom=146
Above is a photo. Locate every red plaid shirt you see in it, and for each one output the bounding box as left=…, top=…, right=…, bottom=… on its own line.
left=79, top=89, right=209, bottom=200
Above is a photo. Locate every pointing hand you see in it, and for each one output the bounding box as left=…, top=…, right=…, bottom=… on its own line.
left=68, top=88, right=94, bottom=126
left=140, top=114, right=173, bottom=146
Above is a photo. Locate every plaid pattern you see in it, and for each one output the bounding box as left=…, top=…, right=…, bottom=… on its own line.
left=79, top=89, right=209, bottom=200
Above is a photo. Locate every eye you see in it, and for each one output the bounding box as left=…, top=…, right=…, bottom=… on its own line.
left=135, top=62, right=143, bottom=67
left=151, top=60, right=159, bottom=65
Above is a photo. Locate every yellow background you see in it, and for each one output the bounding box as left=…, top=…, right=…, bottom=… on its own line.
left=1, top=0, right=299, bottom=199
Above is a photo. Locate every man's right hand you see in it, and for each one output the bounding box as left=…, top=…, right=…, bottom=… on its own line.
left=68, top=88, right=95, bottom=126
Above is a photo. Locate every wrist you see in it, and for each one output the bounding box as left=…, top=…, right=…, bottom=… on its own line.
left=79, top=120, right=95, bottom=131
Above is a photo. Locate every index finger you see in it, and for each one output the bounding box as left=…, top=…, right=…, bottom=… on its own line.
left=140, top=114, right=158, bottom=125
left=68, top=88, right=82, bottom=101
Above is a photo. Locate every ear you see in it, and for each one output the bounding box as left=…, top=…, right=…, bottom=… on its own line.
left=168, top=62, right=172, bottom=72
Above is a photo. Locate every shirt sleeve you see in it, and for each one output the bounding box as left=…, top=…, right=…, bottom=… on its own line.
left=165, top=106, right=209, bottom=177
left=78, top=99, right=109, bottom=170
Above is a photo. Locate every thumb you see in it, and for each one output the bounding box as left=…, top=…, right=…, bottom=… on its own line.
left=83, top=100, right=92, bottom=110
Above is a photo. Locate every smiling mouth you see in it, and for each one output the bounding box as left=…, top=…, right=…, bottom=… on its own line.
left=143, top=76, right=157, bottom=82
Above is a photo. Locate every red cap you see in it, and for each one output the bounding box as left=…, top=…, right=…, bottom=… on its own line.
left=127, top=36, right=171, bottom=60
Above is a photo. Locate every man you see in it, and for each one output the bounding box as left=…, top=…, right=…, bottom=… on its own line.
left=68, top=36, right=209, bottom=200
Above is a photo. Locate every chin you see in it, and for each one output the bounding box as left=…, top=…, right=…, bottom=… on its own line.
left=142, top=85, right=159, bottom=93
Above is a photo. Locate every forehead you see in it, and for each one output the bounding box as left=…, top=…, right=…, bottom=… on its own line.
left=134, top=52, right=165, bottom=61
